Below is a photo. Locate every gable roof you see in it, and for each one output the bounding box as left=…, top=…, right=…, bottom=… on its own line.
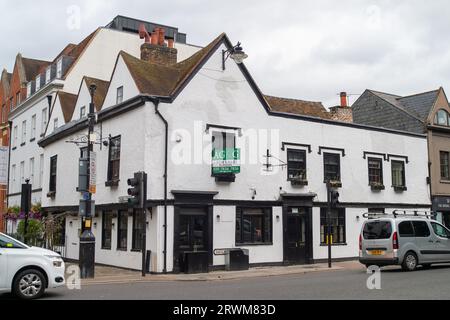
left=58, top=92, right=78, bottom=123
left=83, top=77, right=110, bottom=111
left=368, top=89, right=439, bottom=122
left=1, top=69, right=11, bottom=97
left=264, top=95, right=330, bottom=119
left=18, top=55, right=51, bottom=83
left=119, top=33, right=226, bottom=98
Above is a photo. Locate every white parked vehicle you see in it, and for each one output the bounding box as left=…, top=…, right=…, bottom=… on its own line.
left=0, top=232, right=65, bottom=299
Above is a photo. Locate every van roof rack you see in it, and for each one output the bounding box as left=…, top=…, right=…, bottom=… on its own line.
left=362, top=210, right=436, bottom=219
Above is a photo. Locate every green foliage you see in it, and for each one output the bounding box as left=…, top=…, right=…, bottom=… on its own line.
left=17, top=219, right=43, bottom=246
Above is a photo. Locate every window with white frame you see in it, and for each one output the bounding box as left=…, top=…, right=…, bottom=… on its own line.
left=46, top=66, right=51, bottom=84
left=80, top=106, right=86, bottom=119
left=56, top=58, right=63, bottom=78
left=31, top=114, right=36, bottom=140
left=53, top=118, right=58, bottom=131
left=20, top=161, right=24, bottom=184
left=13, top=125, right=18, bottom=148
left=29, top=157, right=35, bottom=186
left=35, top=75, right=41, bottom=91
left=39, top=154, right=44, bottom=188
left=11, top=165, right=16, bottom=192
left=21, top=120, right=26, bottom=145
left=116, top=86, right=124, bottom=104
left=27, top=82, right=32, bottom=98
left=41, top=108, right=48, bottom=135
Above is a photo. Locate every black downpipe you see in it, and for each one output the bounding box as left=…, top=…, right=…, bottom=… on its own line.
left=153, top=99, right=169, bottom=274
left=5, top=121, right=12, bottom=216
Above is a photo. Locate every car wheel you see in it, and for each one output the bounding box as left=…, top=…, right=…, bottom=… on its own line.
left=402, top=252, right=418, bottom=271
left=13, top=269, right=47, bottom=300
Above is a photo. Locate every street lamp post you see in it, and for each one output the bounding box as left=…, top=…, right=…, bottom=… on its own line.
left=79, top=84, right=97, bottom=279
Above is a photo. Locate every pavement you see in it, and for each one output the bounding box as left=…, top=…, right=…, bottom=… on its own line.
left=70, top=260, right=362, bottom=286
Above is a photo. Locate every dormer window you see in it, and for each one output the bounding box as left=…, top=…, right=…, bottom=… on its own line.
left=435, top=109, right=450, bottom=126
left=35, top=75, right=41, bottom=91
left=57, top=58, right=63, bottom=78
left=27, top=82, right=32, bottom=98
left=45, top=66, right=51, bottom=84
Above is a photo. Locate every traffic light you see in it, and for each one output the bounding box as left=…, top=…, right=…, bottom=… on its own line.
left=330, top=190, right=340, bottom=207
left=127, top=172, right=147, bottom=208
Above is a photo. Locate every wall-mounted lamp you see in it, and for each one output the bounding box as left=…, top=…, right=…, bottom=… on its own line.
left=222, top=42, right=248, bottom=70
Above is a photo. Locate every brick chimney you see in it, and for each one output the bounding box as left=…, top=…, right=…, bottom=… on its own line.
left=330, top=92, right=353, bottom=122
left=140, top=26, right=177, bottom=66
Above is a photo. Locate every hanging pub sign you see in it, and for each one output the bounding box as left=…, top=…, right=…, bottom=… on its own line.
left=212, top=148, right=241, bottom=174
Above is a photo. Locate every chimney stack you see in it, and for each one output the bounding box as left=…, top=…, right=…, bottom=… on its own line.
left=340, top=92, right=348, bottom=107
left=139, top=24, right=178, bottom=66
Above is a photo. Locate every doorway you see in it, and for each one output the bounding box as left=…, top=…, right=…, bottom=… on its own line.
left=285, top=207, right=312, bottom=264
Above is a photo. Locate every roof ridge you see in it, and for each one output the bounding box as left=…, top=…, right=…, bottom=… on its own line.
left=367, top=89, right=401, bottom=98
left=397, top=88, right=440, bottom=100
left=368, top=89, right=424, bottom=122
left=264, top=94, right=323, bottom=104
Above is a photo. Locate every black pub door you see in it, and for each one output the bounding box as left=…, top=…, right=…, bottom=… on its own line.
left=286, top=207, right=312, bottom=264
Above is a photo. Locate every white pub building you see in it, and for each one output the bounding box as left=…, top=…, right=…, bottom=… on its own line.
left=31, top=20, right=430, bottom=273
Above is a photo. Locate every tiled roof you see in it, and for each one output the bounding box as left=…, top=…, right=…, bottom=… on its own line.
left=264, top=95, right=331, bottom=119
left=120, top=33, right=225, bottom=97
left=21, top=57, right=51, bottom=82
left=58, top=92, right=78, bottom=123
left=83, top=77, right=110, bottom=111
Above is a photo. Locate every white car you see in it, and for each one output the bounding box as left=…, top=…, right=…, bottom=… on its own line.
left=0, top=232, right=65, bottom=299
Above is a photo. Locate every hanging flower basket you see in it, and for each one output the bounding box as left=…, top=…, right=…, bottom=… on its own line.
left=328, top=180, right=342, bottom=189
left=4, top=204, right=43, bottom=221
left=370, top=182, right=385, bottom=191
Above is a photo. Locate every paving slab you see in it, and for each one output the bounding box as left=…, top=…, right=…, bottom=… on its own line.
left=65, top=260, right=363, bottom=286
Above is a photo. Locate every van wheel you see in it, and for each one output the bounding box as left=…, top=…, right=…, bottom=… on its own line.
left=402, top=252, right=418, bottom=271
left=12, top=269, right=47, bottom=300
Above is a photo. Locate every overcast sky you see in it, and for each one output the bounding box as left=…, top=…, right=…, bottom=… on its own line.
left=1, top=0, right=450, bottom=108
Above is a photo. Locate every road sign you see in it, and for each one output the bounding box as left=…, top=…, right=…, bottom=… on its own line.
left=212, top=148, right=241, bottom=174
left=89, top=152, right=97, bottom=194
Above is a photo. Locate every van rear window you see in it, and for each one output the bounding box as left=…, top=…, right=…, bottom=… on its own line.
left=363, top=221, right=392, bottom=239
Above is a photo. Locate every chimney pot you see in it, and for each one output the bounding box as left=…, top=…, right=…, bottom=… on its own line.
left=340, top=92, right=348, bottom=107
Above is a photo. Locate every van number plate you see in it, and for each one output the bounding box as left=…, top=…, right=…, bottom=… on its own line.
left=369, top=250, right=384, bottom=256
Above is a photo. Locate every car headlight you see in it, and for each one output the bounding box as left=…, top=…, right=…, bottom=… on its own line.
left=53, top=260, right=63, bottom=267
left=45, top=255, right=63, bottom=267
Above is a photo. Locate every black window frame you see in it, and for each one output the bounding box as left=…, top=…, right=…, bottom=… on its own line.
left=132, top=209, right=146, bottom=251
left=320, top=208, right=346, bottom=245
left=117, top=210, right=128, bottom=251
left=235, top=207, right=273, bottom=246
left=49, top=155, right=57, bottom=192
left=107, top=135, right=121, bottom=183
left=368, top=157, right=383, bottom=185
left=391, top=160, right=406, bottom=187
left=287, top=149, right=307, bottom=181
left=101, top=211, right=113, bottom=250
left=323, top=152, right=341, bottom=182
left=440, top=151, right=450, bottom=181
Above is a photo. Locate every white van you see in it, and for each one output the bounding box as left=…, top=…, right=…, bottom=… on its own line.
left=0, top=232, right=66, bottom=299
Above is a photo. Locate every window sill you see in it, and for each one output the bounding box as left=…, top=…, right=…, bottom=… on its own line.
left=235, top=242, right=273, bottom=247
left=131, top=249, right=142, bottom=253
left=393, top=186, right=407, bottom=192
left=30, top=138, right=36, bottom=143
left=320, top=243, right=347, bottom=247
left=105, top=180, right=120, bottom=187
left=20, top=142, right=25, bottom=147
left=324, top=181, right=342, bottom=188
left=370, top=184, right=385, bottom=191
left=213, top=173, right=236, bottom=183
left=289, top=179, right=308, bottom=187
left=440, top=180, right=450, bottom=184
left=117, top=248, right=127, bottom=252
left=101, top=247, right=111, bottom=251
left=12, top=147, right=17, bottom=151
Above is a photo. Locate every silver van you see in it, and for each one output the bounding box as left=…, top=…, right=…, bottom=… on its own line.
left=359, top=214, right=450, bottom=271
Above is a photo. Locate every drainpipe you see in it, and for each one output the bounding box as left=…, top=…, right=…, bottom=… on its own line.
left=149, top=97, right=169, bottom=274
left=5, top=121, right=12, bottom=232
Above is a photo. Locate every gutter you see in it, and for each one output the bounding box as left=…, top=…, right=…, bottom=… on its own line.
left=144, top=96, right=169, bottom=274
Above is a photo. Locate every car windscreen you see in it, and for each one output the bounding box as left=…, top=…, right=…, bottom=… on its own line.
left=363, top=221, right=392, bottom=240
left=0, top=233, right=28, bottom=249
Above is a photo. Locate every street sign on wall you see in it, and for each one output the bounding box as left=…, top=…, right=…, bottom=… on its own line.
left=212, top=148, right=241, bottom=174
left=89, top=152, right=97, bottom=194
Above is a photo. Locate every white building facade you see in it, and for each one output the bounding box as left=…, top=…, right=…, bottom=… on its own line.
left=38, top=33, right=431, bottom=273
